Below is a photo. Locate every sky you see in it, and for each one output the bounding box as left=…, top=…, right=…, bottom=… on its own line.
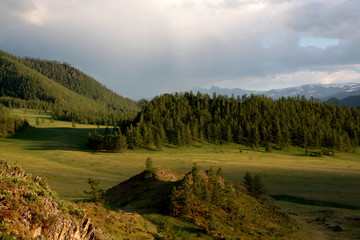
left=1, top=0, right=360, bottom=99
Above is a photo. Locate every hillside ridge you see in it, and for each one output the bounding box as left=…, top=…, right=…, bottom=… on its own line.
left=0, top=50, right=139, bottom=124
left=105, top=167, right=300, bottom=239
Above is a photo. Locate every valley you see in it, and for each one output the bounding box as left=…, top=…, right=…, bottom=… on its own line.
left=1, top=49, right=360, bottom=239
left=1, top=108, right=359, bottom=239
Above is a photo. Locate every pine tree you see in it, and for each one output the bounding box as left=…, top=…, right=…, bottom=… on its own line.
left=143, top=124, right=154, bottom=149
left=236, top=126, right=243, bottom=144
left=244, top=172, right=253, bottom=190
left=84, top=178, right=105, bottom=203
left=155, top=133, right=163, bottom=150
left=216, top=167, right=223, bottom=177
left=185, top=125, right=192, bottom=146
left=252, top=125, right=260, bottom=149
left=252, top=174, right=265, bottom=196
left=145, top=157, right=154, bottom=172
left=226, top=125, right=232, bottom=144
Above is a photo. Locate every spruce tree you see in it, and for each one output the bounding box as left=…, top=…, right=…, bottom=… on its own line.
left=216, top=167, right=223, bottom=177
left=244, top=172, right=253, bottom=189
left=145, top=157, right=154, bottom=172
left=252, top=174, right=265, bottom=196
left=84, top=178, right=105, bottom=203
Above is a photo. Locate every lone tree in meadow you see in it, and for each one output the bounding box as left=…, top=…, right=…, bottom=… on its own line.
left=252, top=174, right=265, bottom=196
left=145, top=157, right=153, bottom=171
left=145, top=157, right=155, bottom=178
left=244, top=172, right=265, bottom=197
left=244, top=172, right=253, bottom=188
left=84, top=178, right=105, bottom=203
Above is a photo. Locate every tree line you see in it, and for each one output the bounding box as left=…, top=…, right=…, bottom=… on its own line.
left=0, top=104, right=28, bottom=137
left=0, top=51, right=137, bottom=125
left=87, top=92, right=360, bottom=152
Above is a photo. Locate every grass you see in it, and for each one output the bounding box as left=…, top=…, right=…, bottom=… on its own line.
left=78, top=202, right=159, bottom=239
left=2, top=108, right=360, bottom=239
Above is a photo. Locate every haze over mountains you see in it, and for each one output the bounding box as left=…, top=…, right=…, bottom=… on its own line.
left=194, top=83, right=360, bottom=107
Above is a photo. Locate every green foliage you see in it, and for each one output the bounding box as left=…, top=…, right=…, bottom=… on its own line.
left=244, top=172, right=253, bottom=188
left=244, top=172, right=266, bottom=197
left=0, top=50, right=139, bottom=125
left=19, top=56, right=139, bottom=113
left=216, top=167, right=223, bottom=177
left=84, top=178, right=105, bottom=203
left=145, top=157, right=155, bottom=179
left=145, top=157, right=154, bottom=171
left=86, top=91, right=360, bottom=152
left=253, top=174, right=266, bottom=196
left=115, top=92, right=360, bottom=152
left=86, top=129, right=128, bottom=152
left=0, top=104, right=28, bottom=137
left=169, top=168, right=293, bottom=239
left=265, top=142, right=273, bottom=152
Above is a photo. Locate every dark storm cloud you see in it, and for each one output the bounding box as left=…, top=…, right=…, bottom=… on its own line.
left=0, top=0, right=359, bottom=99
left=286, top=0, right=360, bottom=37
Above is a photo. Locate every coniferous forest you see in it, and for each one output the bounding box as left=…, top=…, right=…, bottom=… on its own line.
left=87, top=92, right=360, bottom=153
left=0, top=50, right=139, bottom=125
left=0, top=104, right=28, bottom=137
left=1, top=48, right=360, bottom=239
left=1, top=49, right=359, bottom=153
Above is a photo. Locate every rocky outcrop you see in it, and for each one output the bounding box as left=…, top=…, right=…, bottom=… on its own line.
left=0, top=160, right=106, bottom=239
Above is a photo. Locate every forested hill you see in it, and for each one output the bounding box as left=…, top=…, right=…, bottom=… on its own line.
left=0, top=50, right=139, bottom=125
left=114, top=92, right=359, bottom=152
left=19, top=57, right=138, bottom=112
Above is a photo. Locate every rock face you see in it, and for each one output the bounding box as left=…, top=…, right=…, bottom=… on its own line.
left=0, top=160, right=104, bottom=239
left=50, top=218, right=96, bottom=240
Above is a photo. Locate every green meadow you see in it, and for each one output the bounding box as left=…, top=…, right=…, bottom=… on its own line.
left=2, top=108, right=360, bottom=239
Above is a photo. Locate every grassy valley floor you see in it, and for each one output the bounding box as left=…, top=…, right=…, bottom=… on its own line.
left=1, top=108, right=359, bottom=239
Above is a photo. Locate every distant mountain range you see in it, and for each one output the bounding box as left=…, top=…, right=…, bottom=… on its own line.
left=193, top=83, right=360, bottom=108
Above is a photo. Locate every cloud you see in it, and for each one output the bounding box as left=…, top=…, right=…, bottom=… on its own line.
left=213, top=66, right=360, bottom=90
left=0, top=0, right=359, bottom=99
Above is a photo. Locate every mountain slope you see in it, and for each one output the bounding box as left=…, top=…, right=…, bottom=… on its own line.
left=194, top=83, right=360, bottom=101
left=0, top=50, right=139, bottom=124
left=19, top=57, right=139, bottom=112
left=327, top=95, right=360, bottom=108
left=0, top=52, right=98, bottom=107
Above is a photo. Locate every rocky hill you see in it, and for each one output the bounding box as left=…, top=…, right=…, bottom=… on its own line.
left=106, top=167, right=185, bottom=213
left=106, top=167, right=302, bottom=239
left=0, top=160, right=104, bottom=239
left=1, top=160, right=308, bottom=239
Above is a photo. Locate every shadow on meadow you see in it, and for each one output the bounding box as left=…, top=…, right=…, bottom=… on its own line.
left=271, top=194, right=360, bottom=210
left=9, top=126, right=103, bottom=151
